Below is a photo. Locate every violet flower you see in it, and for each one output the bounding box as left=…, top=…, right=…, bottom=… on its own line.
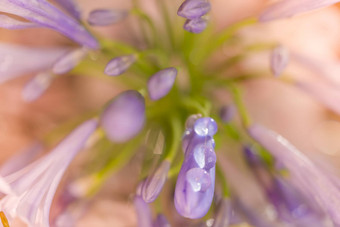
left=183, top=18, right=208, bottom=34
left=141, top=160, right=170, bottom=203
left=0, top=119, right=98, bottom=227
left=0, top=0, right=98, bottom=49
left=174, top=117, right=217, bottom=219
left=260, top=0, right=340, bottom=22
left=104, top=55, right=136, bottom=76
left=270, top=45, right=289, bottom=77
left=248, top=123, right=340, bottom=226
left=100, top=90, right=145, bottom=143
left=147, top=67, right=177, bottom=101
left=87, top=9, right=128, bottom=26
left=177, top=0, right=211, bottom=20
left=0, top=43, right=67, bottom=83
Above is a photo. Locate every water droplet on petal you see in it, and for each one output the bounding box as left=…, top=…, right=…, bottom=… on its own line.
left=186, top=168, right=211, bottom=192
left=194, top=117, right=218, bottom=136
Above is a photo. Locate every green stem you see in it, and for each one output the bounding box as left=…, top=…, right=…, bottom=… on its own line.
left=165, top=117, right=182, bottom=162
left=228, top=84, right=251, bottom=128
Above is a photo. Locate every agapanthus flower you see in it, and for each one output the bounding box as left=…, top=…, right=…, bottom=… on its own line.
left=0, top=119, right=98, bottom=227
left=100, top=90, right=145, bottom=143
left=54, top=0, right=81, bottom=20
left=52, top=47, right=88, bottom=75
left=219, top=105, right=236, bottom=123
left=174, top=117, right=217, bottom=219
left=248, top=124, right=340, bottom=226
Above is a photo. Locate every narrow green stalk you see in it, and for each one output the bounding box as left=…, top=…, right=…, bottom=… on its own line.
left=165, top=117, right=182, bottom=162
left=228, top=84, right=251, bottom=128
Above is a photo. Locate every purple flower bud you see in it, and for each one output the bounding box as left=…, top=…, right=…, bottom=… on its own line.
left=183, top=18, right=207, bottom=34
left=22, top=72, right=54, bottom=102
left=104, top=55, right=136, bottom=76
left=193, top=117, right=218, bottom=137
left=52, top=48, right=88, bottom=75
left=87, top=9, right=128, bottom=26
left=178, top=0, right=211, bottom=19
left=175, top=117, right=217, bottom=219
left=153, top=214, right=170, bottom=227
left=134, top=196, right=153, bottom=227
left=147, top=67, right=177, bottom=101
left=100, top=90, right=145, bottom=143
left=270, top=45, right=289, bottom=77
left=141, top=160, right=170, bottom=203
left=219, top=105, right=236, bottom=123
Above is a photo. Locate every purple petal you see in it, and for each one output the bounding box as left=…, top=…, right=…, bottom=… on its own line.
left=104, top=55, right=136, bottom=76
left=177, top=0, right=211, bottom=19
left=0, top=0, right=98, bottom=49
left=260, top=0, right=340, bottom=22
left=87, top=9, right=128, bottom=26
left=0, top=119, right=98, bottom=227
left=0, top=43, right=67, bottom=83
left=141, top=160, right=170, bottom=203
left=248, top=124, right=340, bottom=226
left=0, top=143, right=43, bottom=176
left=183, top=18, right=207, bottom=33
left=0, top=14, right=38, bottom=29
left=147, top=67, right=177, bottom=101
left=100, top=90, right=145, bottom=143
left=22, top=72, right=54, bottom=102
left=193, top=117, right=217, bottom=137
left=134, top=196, right=153, bottom=227
left=52, top=48, right=88, bottom=75
left=54, top=0, right=81, bottom=20
left=270, top=45, right=289, bottom=77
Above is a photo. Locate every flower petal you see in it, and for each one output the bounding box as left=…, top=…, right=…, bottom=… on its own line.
left=0, top=0, right=98, bottom=48
left=248, top=124, right=340, bottom=226
left=260, top=0, right=340, bottom=22
left=54, top=0, right=81, bottom=20
left=0, top=14, right=37, bottom=29
left=0, top=43, right=67, bottom=83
